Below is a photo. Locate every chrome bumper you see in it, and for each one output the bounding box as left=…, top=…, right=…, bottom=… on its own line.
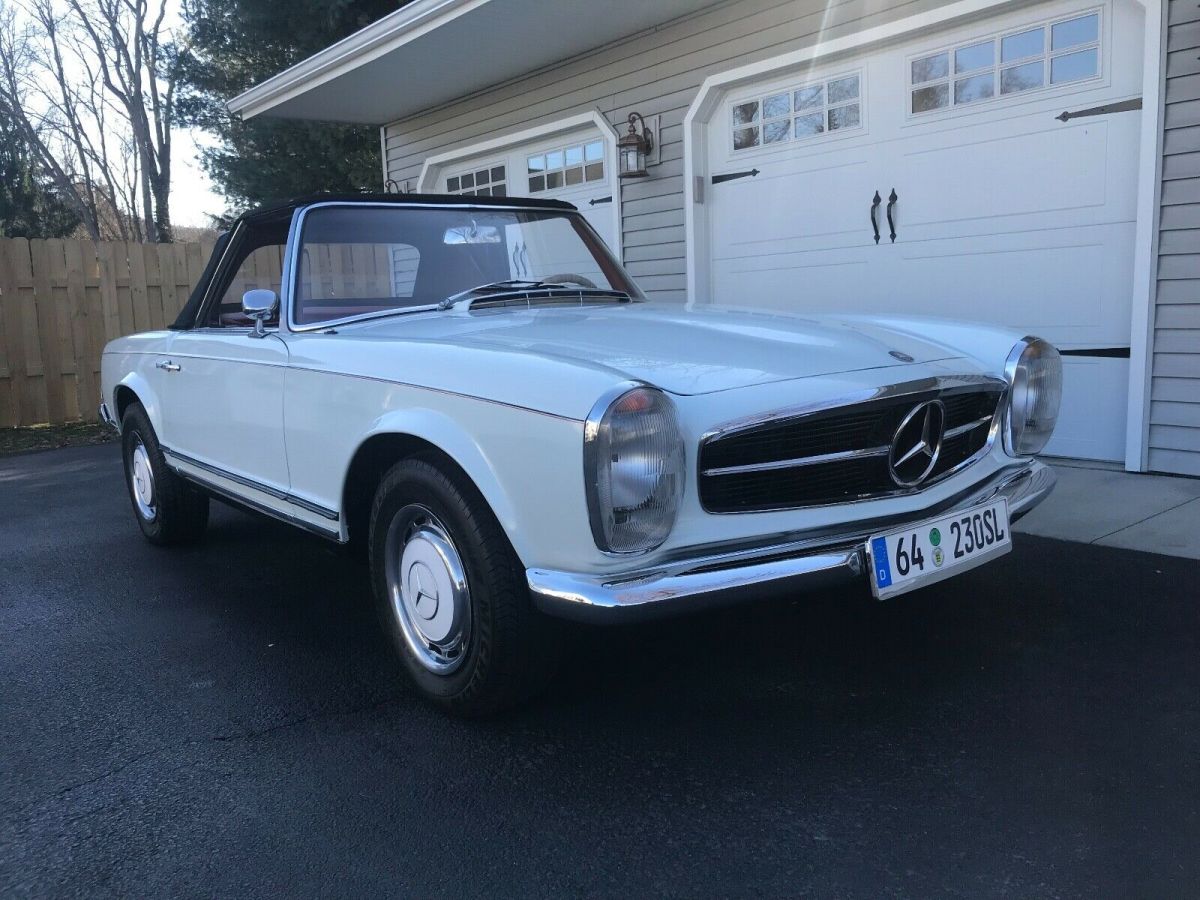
left=98, top=400, right=119, bottom=432
left=528, top=461, right=1055, bottom=624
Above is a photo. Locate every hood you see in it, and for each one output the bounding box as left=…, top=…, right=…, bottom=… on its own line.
left=346, top=303, right=964, bottom=396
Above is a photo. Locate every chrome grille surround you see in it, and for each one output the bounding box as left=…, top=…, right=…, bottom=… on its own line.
left=698, top=375, right=1008, bottom=514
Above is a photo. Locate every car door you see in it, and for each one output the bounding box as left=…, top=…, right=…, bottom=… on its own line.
left=157, top=238, right=291, bottom=509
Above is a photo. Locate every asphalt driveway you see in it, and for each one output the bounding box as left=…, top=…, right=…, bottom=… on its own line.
left=2, top=443, right=1198, bottom=898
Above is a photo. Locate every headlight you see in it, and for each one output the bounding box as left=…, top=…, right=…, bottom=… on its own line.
left=1004, top=337, right=1062, bottom=456
left=584, top=386, right=685, bottom=554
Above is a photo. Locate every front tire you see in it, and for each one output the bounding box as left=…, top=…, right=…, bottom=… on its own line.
left=368, top=456, right=559, bottom=715
left=121, top=402, right=209, bottom=545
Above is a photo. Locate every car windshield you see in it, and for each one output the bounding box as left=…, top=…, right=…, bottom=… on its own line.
left=292, top=204, right=642, bottom=327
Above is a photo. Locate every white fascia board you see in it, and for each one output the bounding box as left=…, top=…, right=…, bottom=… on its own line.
left=227, top=0, right=491, bottom=119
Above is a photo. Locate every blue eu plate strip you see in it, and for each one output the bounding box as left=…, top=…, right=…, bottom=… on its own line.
left=871, top=536, right=892, bottom=588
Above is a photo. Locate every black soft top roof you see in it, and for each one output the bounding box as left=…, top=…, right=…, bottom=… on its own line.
left=171, top=192, right=580, bottom=329
left=235, top=191, right=578, bottom=227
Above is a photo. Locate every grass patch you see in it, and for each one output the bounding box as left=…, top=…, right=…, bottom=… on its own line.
left=0, top=421, right=119, bottom=457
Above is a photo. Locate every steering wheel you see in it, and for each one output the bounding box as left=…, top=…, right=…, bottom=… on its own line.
left=540, top=273, right=597, bottom=289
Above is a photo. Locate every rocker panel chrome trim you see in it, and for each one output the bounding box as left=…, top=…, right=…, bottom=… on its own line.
left=160, top=446, right=340, bottom=522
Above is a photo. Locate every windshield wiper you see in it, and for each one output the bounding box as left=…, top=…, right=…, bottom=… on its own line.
left=437, top=280, right=550, bottom=310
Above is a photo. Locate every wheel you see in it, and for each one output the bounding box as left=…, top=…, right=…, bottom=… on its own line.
left=368, top=456, right=560, bottom=715
left=121, top=402, right=209, bottom=545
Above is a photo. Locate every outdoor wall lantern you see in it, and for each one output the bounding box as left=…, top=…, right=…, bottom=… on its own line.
left=618, top=112, right=655, bottom=178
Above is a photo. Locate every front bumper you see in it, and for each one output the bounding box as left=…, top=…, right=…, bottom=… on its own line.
left=528, top=460, right=1055, bottom=624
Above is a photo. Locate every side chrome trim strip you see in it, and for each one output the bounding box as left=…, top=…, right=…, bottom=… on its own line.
left=702, top=444, right=889, bottom=477
left=160, top=446, right=340, bottom=522
left=174, top=470, right=341, bottom=541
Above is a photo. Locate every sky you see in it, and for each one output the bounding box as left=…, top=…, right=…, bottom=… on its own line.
left=172, top=128, right=226, bottom=228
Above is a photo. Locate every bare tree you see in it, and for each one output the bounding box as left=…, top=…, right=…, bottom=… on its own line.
left=0, top=0, right=183, bottom=242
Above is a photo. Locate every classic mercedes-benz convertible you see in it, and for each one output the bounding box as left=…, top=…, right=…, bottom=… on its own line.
left=100, top=193, right=1061, bottom=714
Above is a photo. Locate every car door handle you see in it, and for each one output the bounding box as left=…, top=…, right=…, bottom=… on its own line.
left=886, top=189, right=898, bottom=243
left=870, top=191, right=881, bottom=244
left=155, top=360, right=181, bottom=373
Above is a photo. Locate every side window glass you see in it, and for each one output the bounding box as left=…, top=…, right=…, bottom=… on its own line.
left=210, top=245, right=285, bottom=327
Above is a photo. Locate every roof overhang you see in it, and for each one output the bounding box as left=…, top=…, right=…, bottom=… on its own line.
left=228, top=0, right=713, bottom=125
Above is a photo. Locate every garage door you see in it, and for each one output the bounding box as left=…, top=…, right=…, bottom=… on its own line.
left=704, top=0, right=1144, bottom=461
left=433, top=126, right=618, bottom=251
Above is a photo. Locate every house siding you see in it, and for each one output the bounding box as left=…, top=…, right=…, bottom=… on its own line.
left=381, top=0, right=945, bottom=303
left=1150, top=0, right=1200, bottom=476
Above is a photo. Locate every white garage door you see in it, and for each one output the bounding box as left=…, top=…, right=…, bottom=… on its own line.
left=433, top=126, right=618, bottom=252
left=704, top=0, right=1144, bottom=461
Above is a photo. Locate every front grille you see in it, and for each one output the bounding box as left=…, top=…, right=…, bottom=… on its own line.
left=698, top=383, right=1004, bottom=513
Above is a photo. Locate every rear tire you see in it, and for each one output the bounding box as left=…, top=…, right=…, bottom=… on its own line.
left=121, top=402, right=209, bottom=545
left=368, top=456, right=559, bottom=716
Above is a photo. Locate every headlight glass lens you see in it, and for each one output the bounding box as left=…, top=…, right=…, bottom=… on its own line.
left=1005, top=338, right=1063, bottom=456
left=585, top=387, right=685, bottom=553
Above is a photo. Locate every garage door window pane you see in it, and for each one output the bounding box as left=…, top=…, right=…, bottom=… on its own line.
left=1051, top=14, right=1098, bottom=50
left=1050, top=47, right=1097, bottom=84
left=585, top=162, right=604, bottom=181
left=545, top=150, right=563, bottom=170
left=546, top=171, right=563, bottom=189
left=565, top=146, right=584, bottom=167
left=912, top=52, right=948, bottom=84
left=733, top=101, right=759, bottom=126
left=491, top=166, right=505, bottom=183
left=1001, top=28, right=1043, bottom=62
left=565, top=167, right=583, bottom=186
left=763, top=119, right=790, bottom=143
left=827, top=76, right=859, bottom=104
left=794, top=85, right=824, bottom=109
left=733, top=125, right=760, bottom=150
left=528, top=174, right=545, bottom=192
left=793, top=112, right=824, bottom=136
left=446, top=176, right=460, bottom=192
left=1000, top=60, right=1043, bottom=94
left=912, top=82, right=949, bottom=112
left=954, top=73, right=994, bottom=104
left=585, top=141, right=604, bottom=162
left=955, top=40, right=993, bottom=73
left=763, top=93, right=790, bottom=119
left=828, top=104, right=860, bottom=130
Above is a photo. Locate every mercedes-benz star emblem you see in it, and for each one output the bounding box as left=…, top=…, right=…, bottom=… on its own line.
left=409, top=562, right=440, bottom=621
left=888, top=399, right=946, bottom=487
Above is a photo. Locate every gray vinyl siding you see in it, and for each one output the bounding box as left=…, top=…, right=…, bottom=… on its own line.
left=1150, top=0, right=1200, bottom=476
left=381, top=0, right=945, bottom=303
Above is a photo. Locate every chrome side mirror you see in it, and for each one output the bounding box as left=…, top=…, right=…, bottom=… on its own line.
left=242, top=289, right=278, bottom=338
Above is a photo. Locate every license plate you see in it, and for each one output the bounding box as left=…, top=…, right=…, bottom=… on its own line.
left=868, top=498, right=1011, bottom=600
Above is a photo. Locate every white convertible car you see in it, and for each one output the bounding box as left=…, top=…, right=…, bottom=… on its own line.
left=100, top=194, right=1061, bottom=714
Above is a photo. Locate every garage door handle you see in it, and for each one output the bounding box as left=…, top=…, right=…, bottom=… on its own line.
left=870, top=191, right=881, bottom=244
left=886, top=189, right=898, bottom=243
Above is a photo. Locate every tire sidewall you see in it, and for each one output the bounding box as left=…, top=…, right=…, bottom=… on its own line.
left=121, top=407, right=166, bottom=542
left=369, top=461, right=497, bottom=703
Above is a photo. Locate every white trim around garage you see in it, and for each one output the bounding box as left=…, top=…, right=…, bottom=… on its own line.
left=681, top=0, right=1164, bottom=472
left=1124, top=0, right=1165, bottom=473
left=415, top=110, right=624, bottom=258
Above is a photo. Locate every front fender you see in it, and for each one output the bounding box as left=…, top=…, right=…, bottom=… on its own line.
left=358, top=407, right=522, bottom=545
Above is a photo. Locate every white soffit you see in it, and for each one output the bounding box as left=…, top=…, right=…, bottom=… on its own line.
left=229, top=0, right=712, bottom=124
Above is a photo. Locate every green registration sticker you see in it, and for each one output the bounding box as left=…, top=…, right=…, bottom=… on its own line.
left=929, top=527, right=941, bottom=546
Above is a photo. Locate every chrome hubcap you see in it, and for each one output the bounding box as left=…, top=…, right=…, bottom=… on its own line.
left=129, top=439, right=156, bottom=521
left=384, top=504, right=471, bottom=675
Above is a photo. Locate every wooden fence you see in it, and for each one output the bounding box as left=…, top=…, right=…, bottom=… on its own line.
left=0, top=237, right=216, bottom=427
